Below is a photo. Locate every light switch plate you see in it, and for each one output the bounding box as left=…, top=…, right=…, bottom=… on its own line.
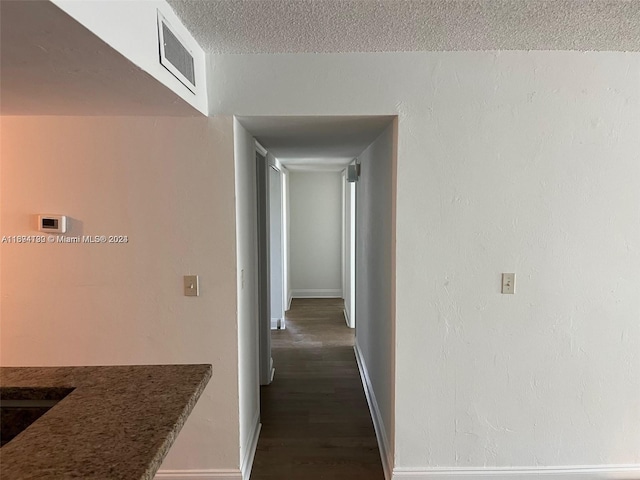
left=184, top=275, right=199, bottom=297
left=502, top=273, right=515, bottom=294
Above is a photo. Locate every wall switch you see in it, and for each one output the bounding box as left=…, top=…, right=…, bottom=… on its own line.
left=502, top=273, right=515, bottom=294
left=184, top=275, right=199, bottom=297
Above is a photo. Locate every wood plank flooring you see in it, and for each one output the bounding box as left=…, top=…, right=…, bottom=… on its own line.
left=250, top=298, right=385, bottom=480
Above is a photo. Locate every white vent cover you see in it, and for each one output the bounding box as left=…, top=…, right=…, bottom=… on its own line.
left=157, top=12, right=196, bottom=93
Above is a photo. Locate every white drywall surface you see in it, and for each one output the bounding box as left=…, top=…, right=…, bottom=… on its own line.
left=0, top=116, right=240, bottom=471
left=289, top=171, right=344, bottom=297
left=233, top=119, right=261, bottom=471
left=51, top=0, right=208, bottom=115
left=283, top=169, right=292, bottom=309
left=269, top=166, right=284, bottom=324
left=208, top=51, right=640, bottom=470
left=343, top=175, right=356, bottom=328
left=355, top=121, right=396, bottom=469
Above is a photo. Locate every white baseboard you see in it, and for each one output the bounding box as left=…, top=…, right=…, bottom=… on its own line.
left=271, top=317, right=281, bottom=329
left=354, top=343, right=393, bottom=480
left=287, top=291, right=293, bottom=310
left=154, top=469, right=242, bottom=479
left=241, top=411, right=261, bottom=480
left=391, top=466, right=640, bottom=479
left=291, top=288, right=342, bottom=298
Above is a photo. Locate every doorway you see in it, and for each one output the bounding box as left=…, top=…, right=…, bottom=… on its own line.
left=233, top=115, right=397, bottom=480
left=343, top=169, right=356, bottom=328
left=255, top=149, right=274, bottom=386
left=269, top=162, right=285, bottom=330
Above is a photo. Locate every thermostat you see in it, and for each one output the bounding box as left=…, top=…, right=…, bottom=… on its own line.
left=38, top=215, right=67, bottom=233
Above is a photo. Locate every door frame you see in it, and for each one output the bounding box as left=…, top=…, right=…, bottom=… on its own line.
left=255, top=143, right=273, bottom=385
left=268, top=158, right=286, bottom=330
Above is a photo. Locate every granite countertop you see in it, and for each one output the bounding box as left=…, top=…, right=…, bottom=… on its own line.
left=0, top=364, right=212, bottom=480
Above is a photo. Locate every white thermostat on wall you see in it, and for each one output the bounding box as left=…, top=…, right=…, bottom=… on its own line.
left=38, top=214, right=67, bottom=233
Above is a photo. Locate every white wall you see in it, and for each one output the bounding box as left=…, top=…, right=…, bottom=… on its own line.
left=208, top=51, right=640, bottom=476
left=289, top=171, right=343, bottom=298
left=0, top=116, right=240, bottom=473
left=51, top=0, right=208, bottom=115
left=343, top=173, right=356, bottom=328
left=283, top=169, right=291, bottom=309
left=354, top=121, right=396, bottom=476
left=269, top=165, right=284, bottom=326
left=233, top=119, right=261, bottom=477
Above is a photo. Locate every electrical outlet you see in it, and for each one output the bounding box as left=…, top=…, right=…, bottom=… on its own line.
left=502, top=273, right=515, bottom=294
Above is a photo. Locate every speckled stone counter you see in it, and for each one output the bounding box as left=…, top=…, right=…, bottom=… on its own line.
left=0, top=364, right=212, bottom=480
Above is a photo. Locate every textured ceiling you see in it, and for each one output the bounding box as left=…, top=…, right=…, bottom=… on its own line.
left=238, top=116, right=394, bottom=170
left=168, top=0, right=640, bottom=54
left=0, top=1, right=198, bottom=116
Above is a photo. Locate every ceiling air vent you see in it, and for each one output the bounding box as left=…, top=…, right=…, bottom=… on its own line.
left=157, top=12, right=196, bottom=93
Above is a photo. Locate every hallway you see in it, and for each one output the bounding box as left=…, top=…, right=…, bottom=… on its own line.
left=251, top=298, right=385, bottom=480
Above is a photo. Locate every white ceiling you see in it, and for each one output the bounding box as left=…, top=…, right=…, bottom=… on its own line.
left=168, top=0, right=640, bottom=54
left=0, top=1, right=198, bottom=116
left=238, top=116, right=394, bottom=171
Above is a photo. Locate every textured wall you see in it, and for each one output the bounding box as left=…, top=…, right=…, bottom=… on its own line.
left=208, top=51, right=640, bottom=472
left=0, top=116, right=240, bottom=472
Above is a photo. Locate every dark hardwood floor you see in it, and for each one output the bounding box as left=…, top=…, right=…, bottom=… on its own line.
left=250, top=298, right=385, bottom=480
